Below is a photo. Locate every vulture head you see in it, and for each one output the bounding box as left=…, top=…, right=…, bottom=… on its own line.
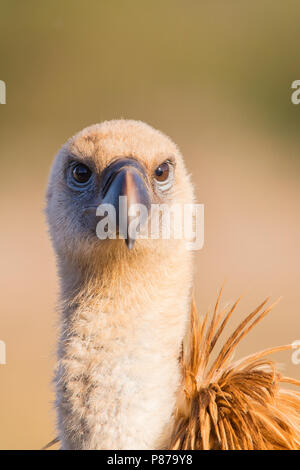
left=46, top=120, right=195, bottom=265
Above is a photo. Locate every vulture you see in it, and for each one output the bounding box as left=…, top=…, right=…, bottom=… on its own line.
left=45, top=119, right=300, bottom=450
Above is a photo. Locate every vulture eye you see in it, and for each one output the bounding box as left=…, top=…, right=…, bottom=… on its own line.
left=154, top=161, right=174, bottom=191
left=155, top=162, right=170, bottom=182
left=72, top=163, right=92, bottom=184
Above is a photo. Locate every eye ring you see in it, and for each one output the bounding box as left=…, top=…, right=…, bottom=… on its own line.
left=72, top=163, right=92, bottom=184
left=153, top=161, right=174, bottom=192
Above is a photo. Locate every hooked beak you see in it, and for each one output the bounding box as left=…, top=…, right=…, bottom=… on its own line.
left=85, top=158, right=151, bottom=249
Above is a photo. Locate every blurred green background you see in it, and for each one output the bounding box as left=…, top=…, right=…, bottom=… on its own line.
left=0, top=0, right=299, bottom=449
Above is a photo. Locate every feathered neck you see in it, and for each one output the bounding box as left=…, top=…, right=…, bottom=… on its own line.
left=55, top=240, right=193, bottom=449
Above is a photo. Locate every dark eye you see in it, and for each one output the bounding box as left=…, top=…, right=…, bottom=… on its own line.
left=154, top=162, right=170, bottom=182
left=72, top=163, right=92, bottom=184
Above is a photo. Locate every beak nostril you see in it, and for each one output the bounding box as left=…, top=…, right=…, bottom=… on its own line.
left=100, top=158, right=147, bottom=194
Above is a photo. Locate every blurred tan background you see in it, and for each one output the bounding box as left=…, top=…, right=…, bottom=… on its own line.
left=0, top=0, right=299, bottom=449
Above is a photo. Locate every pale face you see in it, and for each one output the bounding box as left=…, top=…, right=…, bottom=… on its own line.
left=46, top=120, right=193, bottom=259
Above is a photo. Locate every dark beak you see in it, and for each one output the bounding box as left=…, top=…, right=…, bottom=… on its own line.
left=85, top=158, right=151, bottom=249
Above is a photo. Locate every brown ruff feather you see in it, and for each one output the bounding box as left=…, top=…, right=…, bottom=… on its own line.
left=44, top=291, right=300, bottom=450
left=169, top=292, right=300, bottom=450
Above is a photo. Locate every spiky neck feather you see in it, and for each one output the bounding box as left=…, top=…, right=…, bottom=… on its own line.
left=56, top=240, right=193, bottom=449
